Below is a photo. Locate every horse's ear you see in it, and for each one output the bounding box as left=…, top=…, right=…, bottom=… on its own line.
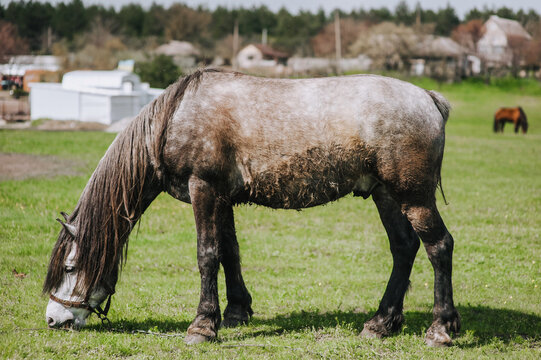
left=60, top=212, right=70, bottom=222
left=56, top=218, right=77, bottom=237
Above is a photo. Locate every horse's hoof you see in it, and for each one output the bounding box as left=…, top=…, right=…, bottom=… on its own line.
left=425, top=324, right=453, bottom=347
left=184, top=333, right=213, bottom=345
left=360, top=326, right=383, bottom=339
left=221, top=304, right=253, bottom=328
left=221, top=316, right=248, bottom=328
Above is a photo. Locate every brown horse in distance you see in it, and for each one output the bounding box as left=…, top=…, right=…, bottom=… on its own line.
left=494, top=107, right=528, bottom=133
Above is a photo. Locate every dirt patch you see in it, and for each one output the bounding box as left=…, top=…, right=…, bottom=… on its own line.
left=33, top=120, right=109, bottom=131
left=0, top=153, right=85, bottom=181
left=0, top=119, right=126, bottom=132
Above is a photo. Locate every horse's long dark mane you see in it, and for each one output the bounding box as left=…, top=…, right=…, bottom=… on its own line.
left=43, top=68, right=219, bottom=298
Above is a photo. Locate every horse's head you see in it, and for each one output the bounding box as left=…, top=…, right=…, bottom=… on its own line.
left=44, top=216, right=113, bottom=329
left=518, top=107, right=529, bottom=134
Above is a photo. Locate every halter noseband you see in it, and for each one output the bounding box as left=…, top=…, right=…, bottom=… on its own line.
left=49, top=286, right=115, bottom=325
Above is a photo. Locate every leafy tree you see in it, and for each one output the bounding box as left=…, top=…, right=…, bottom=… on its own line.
left=118, top=3, right=145, bottom=37
left=395, top=1, right=414, bottom=25
left=210, top=6, right=234, bottom=39
left=134, top=55, right=182, bottom=89
left=434, top=5, right=459, bottom=36
left=4, top=0, right=54, bottom=51
left=53, top=0, right=88, bottom=41
left=496, top=7, right=516, bottom=20
left=368, top=7, right=393, bottom=22
left=518, top=9, right=540, bottom=28
left=273, top=8, right=326, bottom=55
left=86, top=5, right=119, bottom=34
left=142, top=3, right=166, bottom=37
left=464, top=8, right=483, bottom=22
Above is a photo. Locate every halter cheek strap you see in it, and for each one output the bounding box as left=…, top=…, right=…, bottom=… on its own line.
left=49, top=291, right=114, bottom=325
left=49, top=294, right=92, bottom=311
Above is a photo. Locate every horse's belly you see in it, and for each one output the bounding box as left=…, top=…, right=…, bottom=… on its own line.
left=235, top=143, right=370, bottom=209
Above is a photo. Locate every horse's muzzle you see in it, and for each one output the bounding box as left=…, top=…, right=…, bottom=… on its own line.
left=47, top=317, right=73, bottom=329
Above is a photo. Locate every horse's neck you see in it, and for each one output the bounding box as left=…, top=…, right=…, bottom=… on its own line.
left=75, top=118, right=163, bottom=243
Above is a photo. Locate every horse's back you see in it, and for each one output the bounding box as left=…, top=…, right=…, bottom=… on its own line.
left=495, top=107, right=519, bottom=119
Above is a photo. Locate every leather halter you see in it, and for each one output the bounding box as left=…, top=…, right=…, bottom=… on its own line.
left=49, top=294, right=93, bottom=311
left=49, top=288, right=114, bottom=324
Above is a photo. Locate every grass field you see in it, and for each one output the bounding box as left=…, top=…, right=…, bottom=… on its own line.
left=1, top=77, right=540, bottom=359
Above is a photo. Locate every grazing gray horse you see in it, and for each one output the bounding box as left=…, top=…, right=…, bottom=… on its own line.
left=44, top=69, right=460, bottom=347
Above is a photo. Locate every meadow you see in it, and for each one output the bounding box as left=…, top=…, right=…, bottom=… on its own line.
left=1, top=76, right=540, bottom=359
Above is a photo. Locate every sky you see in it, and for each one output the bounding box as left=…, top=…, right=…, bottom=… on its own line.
left=3, top=0, right=541, bottom=19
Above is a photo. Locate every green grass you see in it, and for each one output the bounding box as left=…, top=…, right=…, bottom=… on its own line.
left=1, top=78, right=541, bottom=358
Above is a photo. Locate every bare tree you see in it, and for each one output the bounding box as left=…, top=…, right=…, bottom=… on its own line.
left=0, top=21, right=28, bottom=63
left=311, top=18, right=368, bottom=58
left=451, top=19, right=484, bottom=52
left=508, top=34, right=530, bottom=77
left=349, top=22, right=418, bottom=70
left=165, top=4, right=211, bottom=41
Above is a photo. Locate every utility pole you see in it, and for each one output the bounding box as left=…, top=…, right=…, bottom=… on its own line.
left=232, top=19, right=239, bottom=70
left=47, top=26, right=52, bottom=52
left=334, top=10, right=342, bottom=75
left=262, top=28, right=268, bottom=46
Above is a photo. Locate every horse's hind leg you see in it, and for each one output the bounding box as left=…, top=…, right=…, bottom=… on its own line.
left=402, top=200, right=460, bottom=347
left=185, top=177, right=223, bottom=344
left=220, top=205, right=253, bottom=328
left=361, top=185, right=420, bottom=338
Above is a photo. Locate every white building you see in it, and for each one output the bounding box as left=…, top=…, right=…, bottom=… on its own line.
left=477, top=15, right=532, bottom=67
left=236, top=44, right=289, bottom=69
left=30, top=70, right=163, bottom=125
left=0, top=55, right=61, bottom=76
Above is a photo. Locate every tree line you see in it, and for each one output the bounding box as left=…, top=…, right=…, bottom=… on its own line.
left=1, top=0, right=540, bottom=57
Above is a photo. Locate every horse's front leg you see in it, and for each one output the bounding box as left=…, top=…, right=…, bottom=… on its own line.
left=362, top=185, right=420, bottom=338
left=219, top=205, right=253, bottom=328
left=185, top=177, right=222, bottom=344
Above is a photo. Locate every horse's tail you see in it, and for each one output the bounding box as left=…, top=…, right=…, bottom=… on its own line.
left=426, top=90, right=450, bottom=205
left=493, top=115, right=499, bottom=132
left=518, top=106, right=528, bottom=133
left=427, top=90, right=451, bottom=123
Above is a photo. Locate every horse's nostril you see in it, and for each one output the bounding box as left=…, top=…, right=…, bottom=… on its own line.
left=47, top=317, right=55, bottom=327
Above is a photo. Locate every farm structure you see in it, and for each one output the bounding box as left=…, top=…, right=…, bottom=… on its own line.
left=409, top=35, right=478, bottom=80
left=154, top=40, right=201, bottom=70
left=30, top=70, right=163, bottom=125
left=477, top=15, right=532, bottom=68
left=237, top=44, right=289, bottom=69
left=0, top=55, right=61, bottom=91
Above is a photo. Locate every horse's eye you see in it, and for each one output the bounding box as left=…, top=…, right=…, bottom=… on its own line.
left=65, top=266, right=75, bottom=273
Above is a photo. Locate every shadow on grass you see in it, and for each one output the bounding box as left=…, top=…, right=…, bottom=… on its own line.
left=85, top=318, right=192, bottom=334
left=85, top=305, right=541, bottom=346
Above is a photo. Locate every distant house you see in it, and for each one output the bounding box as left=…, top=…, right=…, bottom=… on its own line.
left=30, top=70, right=163, bottom=124
left=0, top=55, right=61, bottom=91
left=477, top=15, right=532, bottom=67
left=288, top=56, right=372, bottom=76
left=410, top=35, right=470, bottom=80
left=154, top=40, right=200, bottom=70
left=237, top=44, right=289, bottom=69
